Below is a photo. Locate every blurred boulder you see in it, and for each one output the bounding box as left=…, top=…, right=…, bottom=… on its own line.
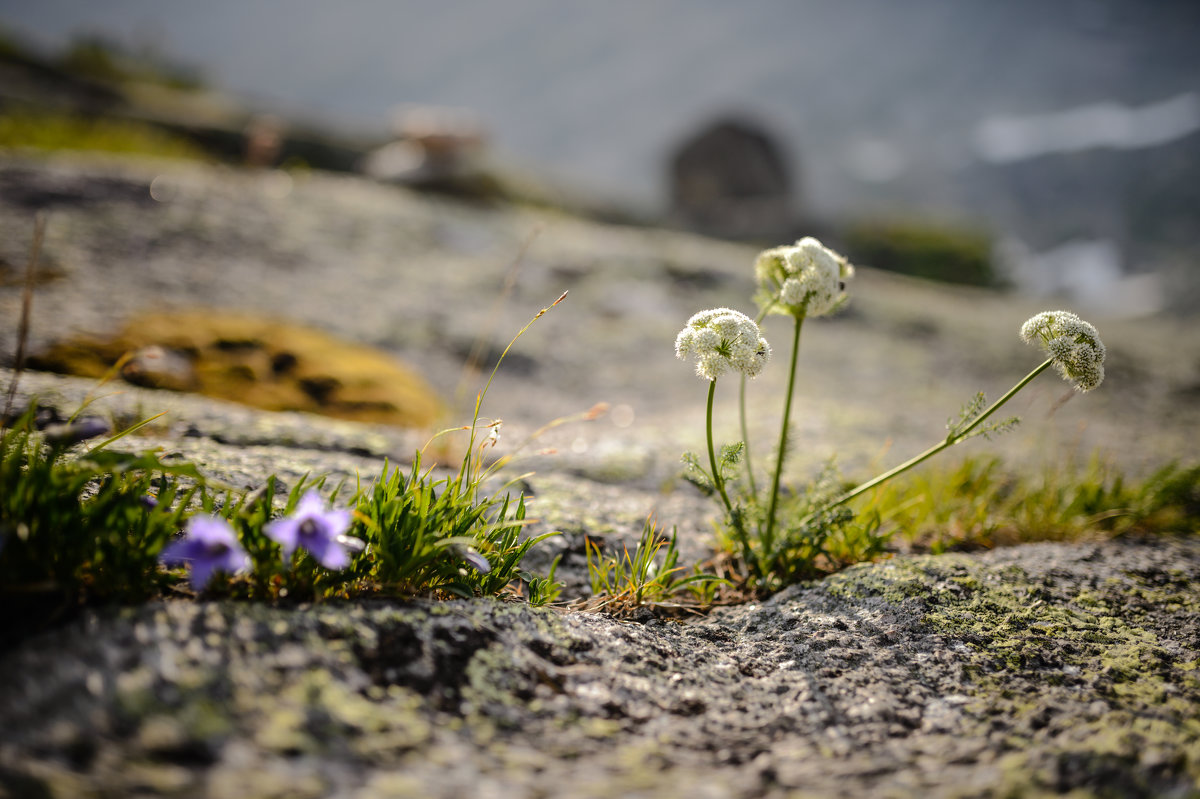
left=668, top=116, right=795, bottom=239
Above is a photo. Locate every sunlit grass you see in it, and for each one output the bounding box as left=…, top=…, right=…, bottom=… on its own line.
left=848, top=454, right=1200, bottom=555
left=581, top=516, right=725, bottom=617
left=0, top=406, right=204, bottom=604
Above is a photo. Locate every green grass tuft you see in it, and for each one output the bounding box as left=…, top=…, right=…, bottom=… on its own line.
left=0, top=400, right=561, bottom=642
left=0, top=407, right=206, bottom=640
left=848, top=454, right=1200, bottom=554
left=582, top=516, right=725, bottom=616
left=343, top=453, right=559, bottom=602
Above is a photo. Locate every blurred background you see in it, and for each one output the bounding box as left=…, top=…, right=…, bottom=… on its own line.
left=1, top=0, right=1198, bottom=315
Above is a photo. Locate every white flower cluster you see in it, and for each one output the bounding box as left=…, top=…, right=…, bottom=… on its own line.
left=1020, top=310, right=1106, bottom=392
left=754, top=237, right=854, bottom=319
left=675, top=308, right=770, bottom=381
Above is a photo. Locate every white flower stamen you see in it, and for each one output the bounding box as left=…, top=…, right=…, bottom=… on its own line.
left=1020, top=310, right=1106, bottom=391
left=675, top=308, right=770, bottom=381
left=754, top=237, right=854, bottom=319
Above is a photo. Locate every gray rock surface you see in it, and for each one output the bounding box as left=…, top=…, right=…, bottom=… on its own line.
left=2, top=539, right=1198, bottom=798
left=2, top=155, right=1200, bottom=797
left=3, top=154, right=1199, bottom=479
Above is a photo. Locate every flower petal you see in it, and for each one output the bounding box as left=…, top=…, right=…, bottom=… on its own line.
left=264, top=517, right=301, bottom=556
left=305, top=536, right=351, bottom=570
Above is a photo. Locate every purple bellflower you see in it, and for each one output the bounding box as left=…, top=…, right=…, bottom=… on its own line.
left=160, top=516, right=250, bottom=589
left=264, top=491, right=357, bottom=570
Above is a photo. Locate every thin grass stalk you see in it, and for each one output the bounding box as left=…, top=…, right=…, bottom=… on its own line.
left=473, top=291, right=568, bottom=429
left=2, top=215, right=45, bottom=442
left=453, top=225, right=543, bottom=409
left=422, top=291, right=567, bottom=501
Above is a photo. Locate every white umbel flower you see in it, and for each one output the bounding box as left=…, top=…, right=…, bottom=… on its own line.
left=675, top=308, right=770, bottom=381
left=1020, top=310, right=1106, bottom=391
left=754, top=237, right=854, bottom=319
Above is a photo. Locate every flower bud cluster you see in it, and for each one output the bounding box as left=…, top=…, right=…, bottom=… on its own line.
left=1020, top=310, right=1106, bottom=391
left=675, top=308, right=770, bottom=381
left=754, top=237, right=853, bottom=319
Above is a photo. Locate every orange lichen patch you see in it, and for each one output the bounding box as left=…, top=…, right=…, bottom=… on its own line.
left=31, top=310, right=442, bottom=428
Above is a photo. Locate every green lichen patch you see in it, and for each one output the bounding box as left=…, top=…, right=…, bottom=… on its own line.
left=825, top=543, right=1200, bottom=797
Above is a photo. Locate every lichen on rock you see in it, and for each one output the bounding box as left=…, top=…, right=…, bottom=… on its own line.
left=29, top=310, right=443, bottom=428
left=2, top=539, right=1197, bottom=797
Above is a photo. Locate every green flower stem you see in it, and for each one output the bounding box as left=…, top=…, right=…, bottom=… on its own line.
left=764, top=315, right=804, bottom=555
left=738, top=307, right=772, bottom=499
left=738, top=375, right=758, bottom=497
left=706, top=379, right=735, bottom=516
left=832, top=358, right=1054, bottom=509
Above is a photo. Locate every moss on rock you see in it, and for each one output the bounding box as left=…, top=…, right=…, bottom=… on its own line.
left=823, top=542, right=1200, bottom=796
left=30, top=310, right=442, bottom=428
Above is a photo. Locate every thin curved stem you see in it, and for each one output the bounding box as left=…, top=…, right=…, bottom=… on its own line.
left=764, top=316, right=804, bottom=555
left=738, top=375, right=758, bottom=497
left=706, top=379, right=735, bottom=516
left=738, top=307, right=771, bottom=499
left=831, top=358, right=1054, bottom=509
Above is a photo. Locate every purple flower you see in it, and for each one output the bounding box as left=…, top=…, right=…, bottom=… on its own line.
left=43, top=416, right=111, bottom=447
left=160, top=516, right=250, bottom=589
left=264, top=492, right=356, bottom=570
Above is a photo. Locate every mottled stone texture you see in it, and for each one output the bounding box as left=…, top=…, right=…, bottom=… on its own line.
left=2, top=156, right=1199, bottom=798
left=2, top=539, right=1198, bottom=798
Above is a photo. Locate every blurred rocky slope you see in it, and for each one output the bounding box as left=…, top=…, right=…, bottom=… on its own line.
left=2, top=153, right=1198, bottom=481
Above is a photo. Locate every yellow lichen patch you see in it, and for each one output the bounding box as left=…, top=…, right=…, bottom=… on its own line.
left=31, top=310, right=442, bottom=428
